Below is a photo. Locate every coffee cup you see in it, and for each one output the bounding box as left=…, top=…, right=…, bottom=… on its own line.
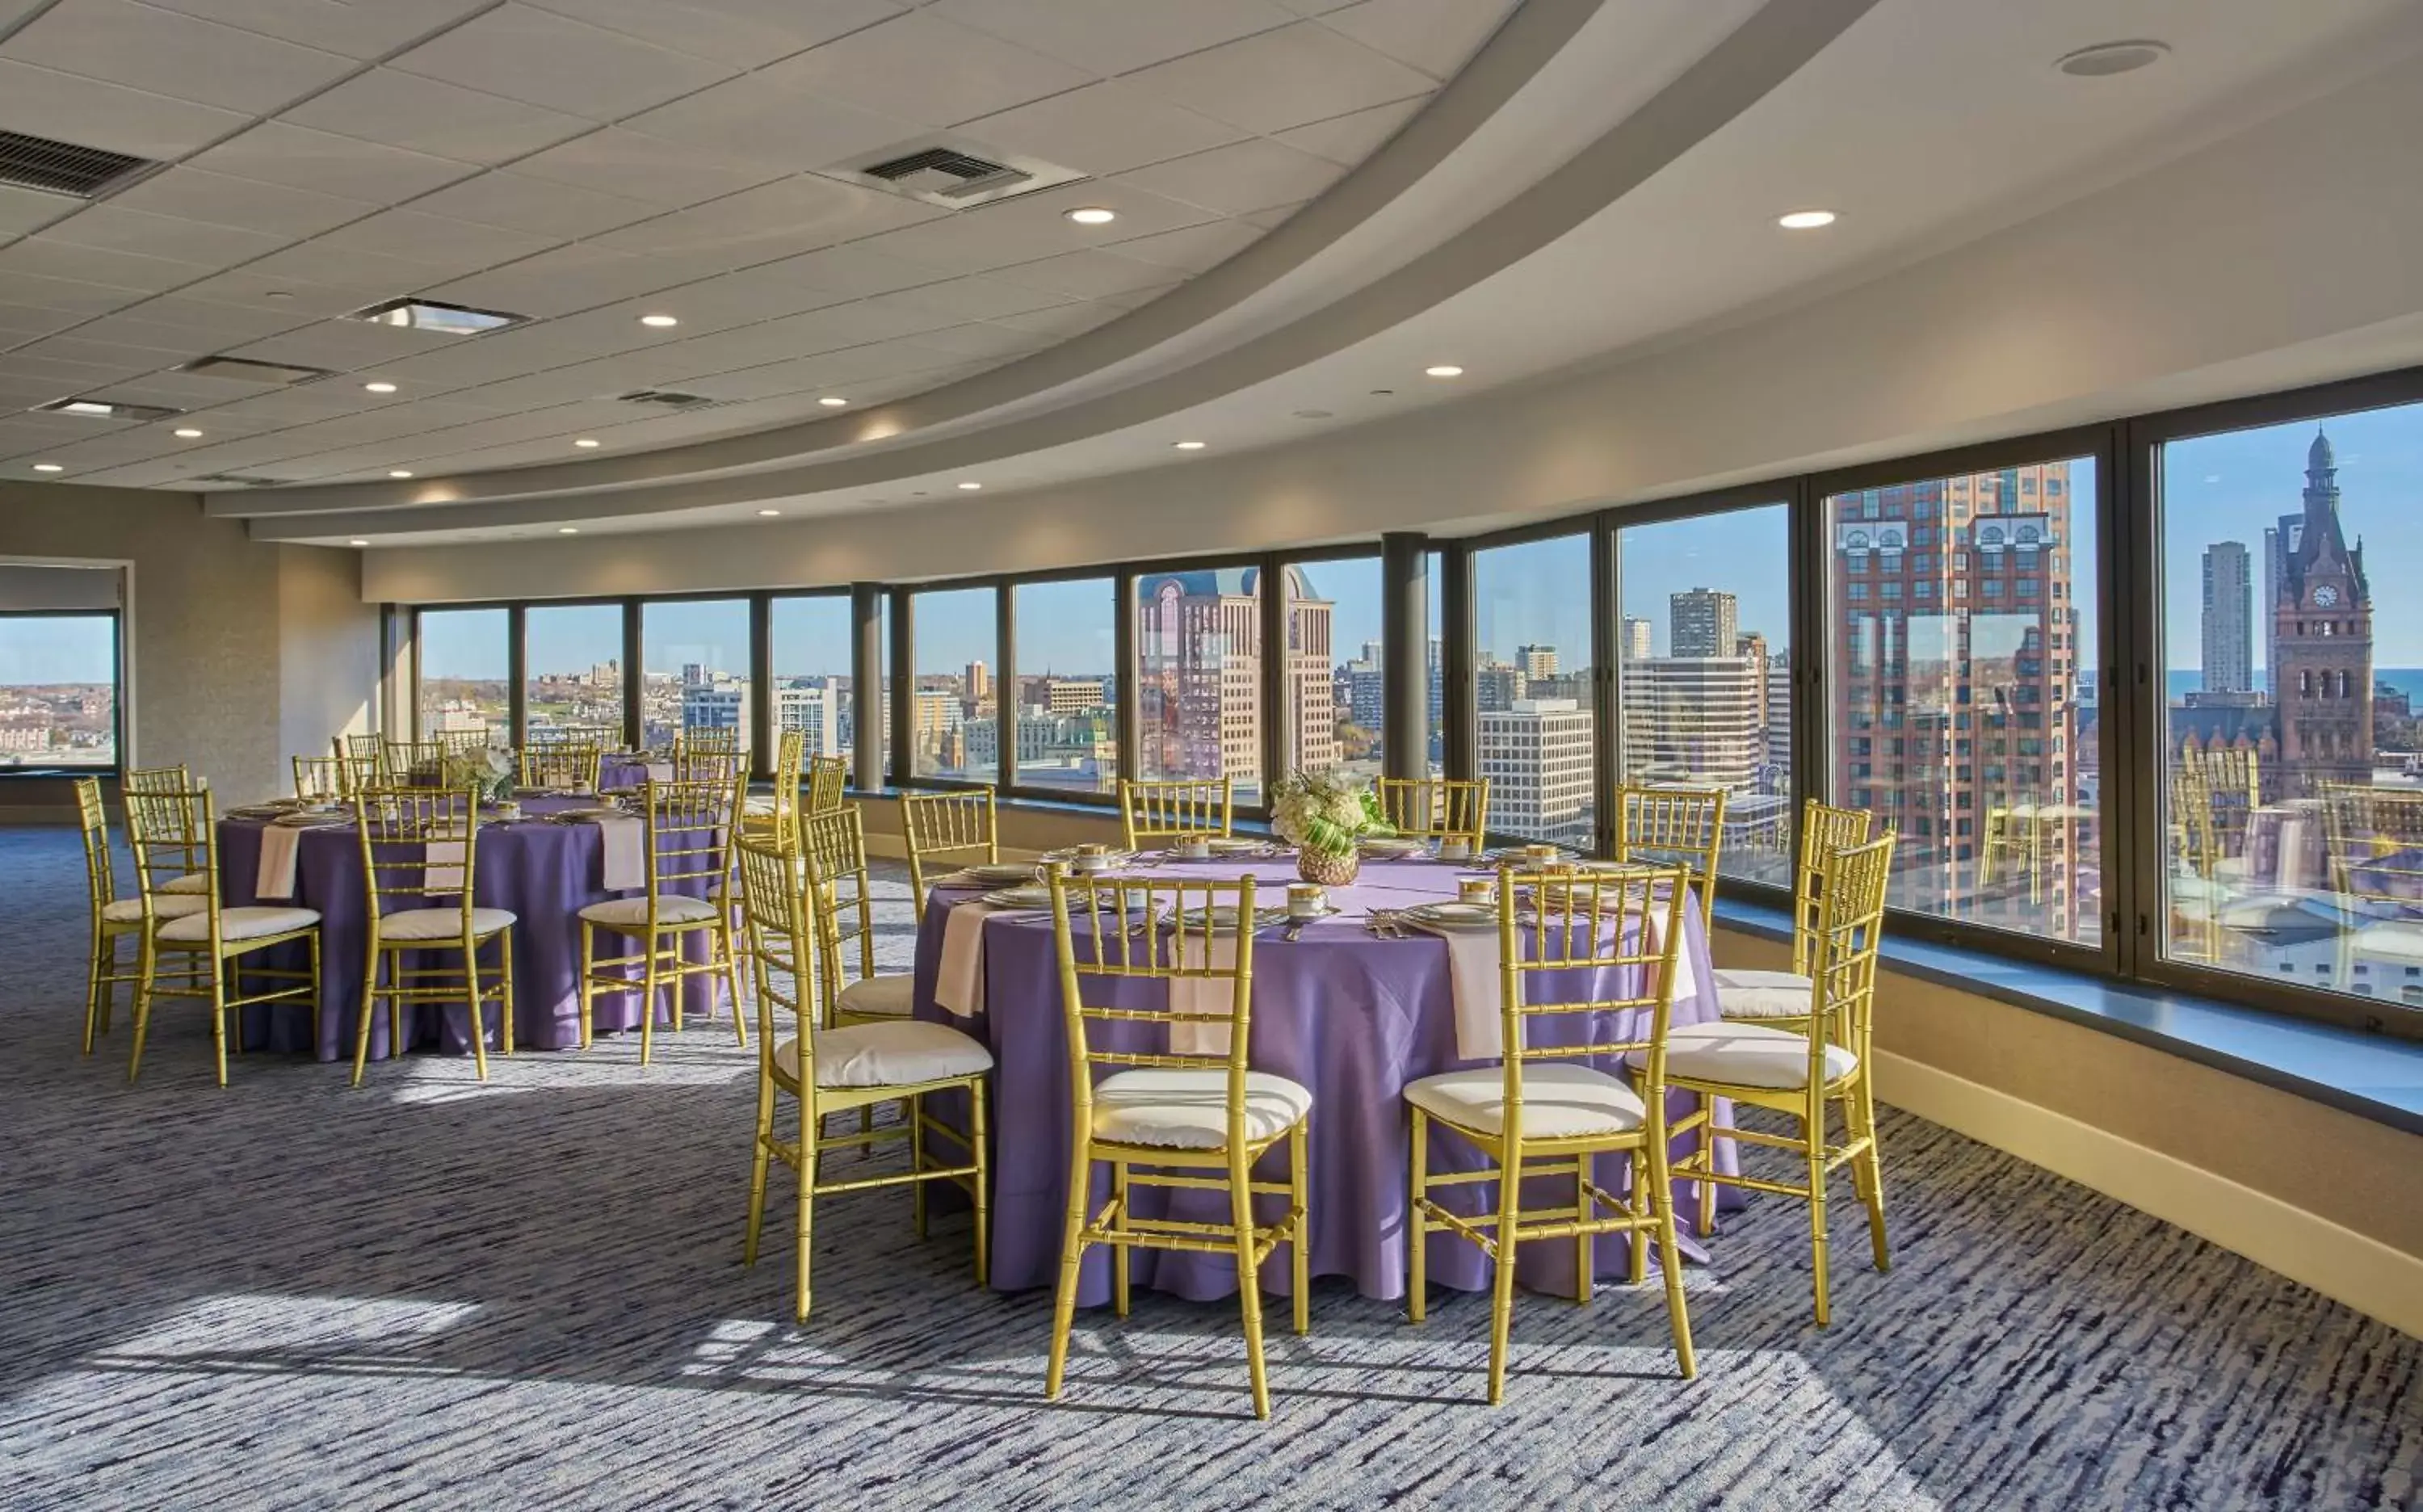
left=1174, top=834, right=1213, bottom=860
left=1458, top=876, right=1494, bottom=905
left=1287, top=883, right=1326, bottom=919
left=1438, top=836, right=1473, bottom=860
left=496, top=801, right=523, bottom=822
left=1523, top=842, right=1560, bottom=863
left=1072, top=849, right=1112, bottom=875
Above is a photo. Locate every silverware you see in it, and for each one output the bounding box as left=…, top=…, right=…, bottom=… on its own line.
left=1280, top=918, right=1308, bottom=943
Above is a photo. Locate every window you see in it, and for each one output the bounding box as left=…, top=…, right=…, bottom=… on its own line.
left=2158, top=401, right=2422, bottom=1010
left=1474, top=535, right=1594, bottom=846
left=1136, top=565, right=1264, bottom=804
left=771, top=595, right=853, bottom=764
left=1010, top=578, right=1115, bottom=794
left=523, top=603, right=624, bottom=742
left=1428, top=549, right=1446, bottom=776
left=1616, top=504, right=1791, bottom=885
left=1285, top=556, right=1376, bottom=780
left=908, top=586, right=995, bottom=782
left=416, top=607, right=507, bottom=740
left=0, top=612, right=118, bottom=768
left=1825, top=457, right=2100, bottom=945
left=641, top=599, right=750, bottom=754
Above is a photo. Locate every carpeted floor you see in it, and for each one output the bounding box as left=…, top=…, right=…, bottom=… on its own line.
left=0, top=827, right=2414, bottom=1510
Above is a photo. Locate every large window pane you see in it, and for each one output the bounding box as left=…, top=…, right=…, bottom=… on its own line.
left=417, top=607, right=506, bottom=740
left=771, top=596, right=853, bottom=764
left=2161, top=403, right=2423, bottom=1011
left=1825, top=457, right=2100, bottom=943
left=1618, top=504, right=1792, bottom=884
left=0, top=614, right=117, bottom=767
left=1136, top=565, right=1265, bottom=804
left=910, top=586, right=995, bottom=781
left=1010, top=578, right=1115, bottom=793
left=1428, top=548, right=1445, bottom=777
left=524, top=604, right=624, bottom=742
left=1473, top=536, right=1595, bottom=846
left=1287, top=557, right=1376, bottom=781
left=642, top=599, right=750, bottom=754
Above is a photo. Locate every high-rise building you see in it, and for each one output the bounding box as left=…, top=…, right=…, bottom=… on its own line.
left=776, top=678, right=842, bottom=755
left=682, top=682, right=744, bottom=732
left=1474, top=661, right=1526, bottom=712
left=1736, top=630, right=1771, bottom=762
left=1670, top=588, right=1739, bottom=658
left=1766, top=651, right=1793, bottom=778
left=1620, top=656, right=1762, bottom=790
left=1477, top=698, right=1594, bottom=846
left=1339, top=641, right=1384, bottom=729
left=964, top=660, right=989, bottom=707
left=2201, top=541, right=2254, bottom=695
left=1621, top=616, right=1653, bottom=661
left=1135, top=566, right=1334, bottom=786
left=1516, top=645, right=1559, bottom=679
left=1043, top=678, right=1106, bottom=716
left=2271, top=430, right=2374, bottom=794
left=2263, top=512, right=2303, bottom=698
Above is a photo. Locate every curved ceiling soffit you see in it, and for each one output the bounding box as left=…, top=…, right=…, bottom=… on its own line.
left=242, top=0, right=1883, bottom=540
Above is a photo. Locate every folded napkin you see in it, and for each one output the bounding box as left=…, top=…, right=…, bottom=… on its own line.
left=933, top=899, right=1008, bottom=1017
left=426, top=838, right=467, bottom=895
left=1400, top=918, right=1506, bottom=1060
left=594, top=813, right=646, bottom=891
left=645, top=762, right=674, bottom=783
left=1169, top=931, right=1242, bottom=1056
left=255, top=823, right=305, bottom=901
left=1652, top=887, right=1702, bottom=1013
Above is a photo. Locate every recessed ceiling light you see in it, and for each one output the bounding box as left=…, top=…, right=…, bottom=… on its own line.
left=1424, top=364, right=1463, bottom=378
left=639, top=313, right=678, bottom=328
left=348, top=539, right=368, bottom=547
left=819, top=396, right=848, bottom=407
left=363, top=380, right=397, bottom=393
left=388, top=469, right=413, bottom=479
left=1065, top=207, right=1116, bottom=225
left=558, top=526, right=580, bottom=535
left=42, top=397, right=180, bottom=422
left=346, top=296, right=527, bottom=335
left=32, top=463, right=63, bottom=472
left=1777, top=210, right=1837, bottom=229
left=757, top=508, right=782, bottom=517
left=573, top=438, right=600, bottom=448
left=173, top=427, right=204, bottom=439
left=956, top=481, right=983, bottom=490
left=1173, top=440, right=1206, bottom=450
left=2056, top=39, right=2169, bottom=78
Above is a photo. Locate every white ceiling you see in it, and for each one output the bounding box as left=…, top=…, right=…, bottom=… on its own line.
left=0, top=0, right=1513, bottom=486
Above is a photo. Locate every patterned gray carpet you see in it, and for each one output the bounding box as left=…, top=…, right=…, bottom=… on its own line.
left=0, top=827, right=2415, bottom=1510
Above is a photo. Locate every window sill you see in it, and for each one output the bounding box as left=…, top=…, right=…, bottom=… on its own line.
left=1711, top=897, right=2423, bottom=1140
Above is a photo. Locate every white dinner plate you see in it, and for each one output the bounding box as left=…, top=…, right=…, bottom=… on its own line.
left=1358, top=837, right=1429, bottom=858
left=961, top=863, right=1039, bottom=885
left=983, top=884, right=1055, bottom=909
left=1401, top=901, right=1500, bottom=930
left=1174, top=904, right=1290, bottom=932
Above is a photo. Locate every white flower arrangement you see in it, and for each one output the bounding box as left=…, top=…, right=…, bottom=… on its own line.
left=443, top=744, right=518, bottom=802
left=1268, top=768, right=1393, bottom=855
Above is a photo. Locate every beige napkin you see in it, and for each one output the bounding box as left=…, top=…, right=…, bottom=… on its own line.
left=595, top=813, right=646, bottom=891
left=426, top=838, right=467, bottom=895
left=1169, top=931, right=1242, bottom=1056
left=645, top=762, right=674, bottom=783
left=255, top=823, right=305, bottom=900
left=1651, top=888, right=1702, bottom=1012
left=1400, top=919, right=1505, bottom=1060
left=934, top=899, right=1007, bottom=1017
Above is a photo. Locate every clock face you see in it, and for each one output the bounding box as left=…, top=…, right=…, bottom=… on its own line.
left=2314, top=585, right=2341, bottom=607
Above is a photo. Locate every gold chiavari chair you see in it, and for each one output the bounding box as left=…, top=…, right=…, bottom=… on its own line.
left=2322, top=784, right=2423, bottom=991
left=798, top=804, right=909, bottom=1027
left=743, top=730, right=808, bottom=845
left=1376, top=777, right=1490, bottom=849
left=1715, top=800, right=1875, bottom=1025
left=1405, top=863, right=1699, bottom=1401
left=76, top=777, right=206, bottom=1055
left=327, top=740, right=380, bottom=797
left=1119, top=776, right=1233, bottom=850
left=804, top=754, right=848, bottom=817
left=519, top=741, right=602, bottom=790
left=901, top=788, right=999, bottom=910
left=577, top=776, right=745, bottom=1065
left=676, top=746, right=745, bottom=787
left=293, top=755, right=350, bottom=803
left=733, top=831, right=993, bottom=1321
left=343, top=733, right=387, bottom=762
left=384, top=739, right=445, bottom=784
left=527, top=723, right=615, bottom=748
left=351, top=785, right=517, bottom=1086
left=1657, top=834, right=1896, bottom=1325
left=123, top=784, right=323, bottom=1087
left=121, top=763, right=214, bottom=901
left=1042, top=868, right=1311, bottom=1420
left=433, top=728, right=493, bottom=757
left=1613, top=785, right=1727, bottom=936
left=677, top=726, right=743, bottom=761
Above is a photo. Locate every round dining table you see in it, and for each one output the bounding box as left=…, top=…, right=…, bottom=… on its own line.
left=911, top=851, right=1740, bottom=1308
left=214, top=795, right=729, bottom=1065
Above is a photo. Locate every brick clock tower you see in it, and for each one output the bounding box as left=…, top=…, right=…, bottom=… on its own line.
left=2271, top=430, right=2374, bottom=795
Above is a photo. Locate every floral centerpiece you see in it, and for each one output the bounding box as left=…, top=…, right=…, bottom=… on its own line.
left=1269, top=769, right=1393, bottom=885
left=442, top=745, right=517, bottom=804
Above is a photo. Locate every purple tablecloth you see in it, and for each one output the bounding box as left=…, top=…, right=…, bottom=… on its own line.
left=598, top=755, right=654, bottom=792
left=913, top=855, right=1736, bottom=1306
left=214, top=796, right=729, bottom=1063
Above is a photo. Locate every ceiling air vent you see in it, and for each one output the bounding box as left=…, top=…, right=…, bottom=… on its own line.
left=617, top=389, right=715, bottom=409
left=37, top=397, right=182, bottom=422
left=822, top=136, right=1086, bottom=210
left=0, top=128, right=159, bottom=198
left=193, top=473, right=285, bottom=487
left=179, top=355, right=336, bottom=386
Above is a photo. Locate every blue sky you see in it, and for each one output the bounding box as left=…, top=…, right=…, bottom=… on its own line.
left=0, top=615, right=113, bottom=684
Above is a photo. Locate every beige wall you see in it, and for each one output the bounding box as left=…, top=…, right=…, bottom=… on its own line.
left=0, top=482, right=380, bottom=808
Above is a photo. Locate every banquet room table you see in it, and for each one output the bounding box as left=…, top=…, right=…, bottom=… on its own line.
left=912, top=850, right=1740, bottom=1308
left=213, top=794, right=729, bottom=1065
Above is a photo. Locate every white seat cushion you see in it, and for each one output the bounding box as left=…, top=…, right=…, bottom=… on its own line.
left=376, top=906, right=516, bottom=942
left=578, top=893, right=720, bottom=930
left=102, top=894, right=208, bottom=925
left=1405, top=1062, right=1645, bottom=1140
left=1713, top=967, right=1815, bottom=1019
left=835, top=972, right=913, bottom=1018
left=775, top=1020, right=993, bottom=1089
left=1090, top=1068, right=1312, bottom=1149
left=1655, top=1021, right=1858, bottom=1090
left=160, top=872, right=212, bottom=896
left=156, top=905, right=320, bottom=944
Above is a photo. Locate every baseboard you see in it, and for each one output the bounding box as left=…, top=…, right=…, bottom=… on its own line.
left=1874, top=1050, right=2423, bottom=1341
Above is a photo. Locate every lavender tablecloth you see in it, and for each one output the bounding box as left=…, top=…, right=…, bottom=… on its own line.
left=913, top=855, right=1736, bottom=1306
left=214, top=796, right=729, bottom=1063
